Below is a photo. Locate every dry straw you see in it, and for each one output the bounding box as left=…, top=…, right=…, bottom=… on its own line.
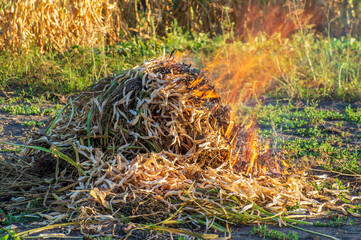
left=0, top=0, right=119, bottom=51
left=1, top=0, right=346, bottom=52
left=0, top=0, right=227, bottom=51
left=2, top=56, right=356, bottom=238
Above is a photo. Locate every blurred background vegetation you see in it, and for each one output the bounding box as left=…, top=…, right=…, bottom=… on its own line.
left=0, top=0, right=360, bottom=102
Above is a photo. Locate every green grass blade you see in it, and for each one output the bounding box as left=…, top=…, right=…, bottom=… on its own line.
left=0, top=141, right=86, bottom=176
left=45, top=104, right=67, bottom=135
left=288, top=224, right=339, bottom=240
left=50, top=146, right=86, bottom=176
left=16, top=222, right=76, bottom=237
left=252, top=203, right=312, bottom=225
left=87, top=105, right=93, bottom=147
left=196, top=219, right=227, bottom=232
left=65, top=98, right=75, bottom=128
left=143, top=139, right=160, bottom=152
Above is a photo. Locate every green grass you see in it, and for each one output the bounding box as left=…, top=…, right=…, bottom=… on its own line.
left=253, top=101, right=361, bottom=174
left=271, top=34, right=361, bottom=101
left=0, top=211, right=40, bottom=226
left=1, top=104, right=61, bottom=116
left=0, top=25, right=223, bottom=97
left=250, top=225, right=298, bottom=240
left=21, top=120, right=46, bottom=128
left=1, top=104, right=42, bottom=115
left=314, top=215, right=351, bottom=227
left=1, top=27, right=361, bottom=103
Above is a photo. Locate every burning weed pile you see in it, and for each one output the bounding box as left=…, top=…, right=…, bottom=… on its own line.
left=3, top=56, right=360, bottom=237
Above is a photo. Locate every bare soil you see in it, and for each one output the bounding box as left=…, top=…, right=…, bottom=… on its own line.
left=0, top=109, right=50, bottom=157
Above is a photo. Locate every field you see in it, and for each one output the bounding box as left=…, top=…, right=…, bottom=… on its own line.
left=1, top=1, right=361, bottom=240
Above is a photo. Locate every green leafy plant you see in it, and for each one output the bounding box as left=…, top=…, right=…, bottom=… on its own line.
left=314, top=216, right=350, bottom=227
left=250, top=225, right=298, bottom=240
left=21, top=120, right=46, bottom=127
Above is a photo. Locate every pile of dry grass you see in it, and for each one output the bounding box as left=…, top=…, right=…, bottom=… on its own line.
left=3, top=57, right=360, bottom=237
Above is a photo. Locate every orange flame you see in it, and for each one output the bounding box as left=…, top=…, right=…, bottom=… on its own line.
left=179, top=4, right=318, bottom=175
left=200, top=35, right=294, bottom=176
left=203, top=37, right=292, bottom=106
left=189, top=77, right=220, bottom=99
left=232, top=123, right=282, bottom=176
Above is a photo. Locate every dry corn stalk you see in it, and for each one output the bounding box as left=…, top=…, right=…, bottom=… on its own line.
left=0, top=0, right=334, bottom=52
left=0, top=0, right=119, bottom=51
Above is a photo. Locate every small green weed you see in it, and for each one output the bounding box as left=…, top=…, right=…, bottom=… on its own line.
left=255, top=102, right=361, bottom=174
left=286, top=202, right=300, bottom=211
left=347, top=204, right=361, bottom=215
left=309, top=180, right=327, bottom=191
left=0, top=228, right=20, bottom=240
left=177, top=236, right=202, bottom=240
left=1, top=103, right=62, bottom=116
left=0, top=146, right=22, bottom=154
left=345, top=106, right=361, bottom=123
left=1, top=104, right=42, bottom=115
left=250, top=225, right=298, bottom=240
left=1, top=211, right=40, bottom=225
left=296, top=127, right=323, bottom=137
left=314, top=215, right=350, bottom=227
left=21, top=120, right=46, bottom=127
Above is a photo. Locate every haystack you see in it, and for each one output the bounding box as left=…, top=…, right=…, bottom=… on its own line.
left=27, top=56, right=237, bottom=174
left=11, top=56, right=359, bottom=237
left=23, top=56, right=240, bottom=220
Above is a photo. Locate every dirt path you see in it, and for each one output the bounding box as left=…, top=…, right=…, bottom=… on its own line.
left=1, top=98, right=361, bottom=240
left=231, top=217, right=361, bottom=240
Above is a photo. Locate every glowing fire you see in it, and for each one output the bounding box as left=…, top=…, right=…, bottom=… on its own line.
left=177, top=2, right=323, bottom=175
left=203, top=38, right=292, bottom=106
left=201, top=36, right=294, bottom=176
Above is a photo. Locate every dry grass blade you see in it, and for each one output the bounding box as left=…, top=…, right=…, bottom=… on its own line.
left=0, top=141, right=86, bottom=175
left=16, top=222, right=77, bottom=237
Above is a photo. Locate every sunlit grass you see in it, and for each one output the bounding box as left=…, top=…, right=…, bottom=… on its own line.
left=1, top=29, right=361, bottom=103
left=253, top=102, right=361, bottom=174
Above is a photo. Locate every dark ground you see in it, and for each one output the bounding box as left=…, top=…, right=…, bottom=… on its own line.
left=1, top=98, right=361, bottom=240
